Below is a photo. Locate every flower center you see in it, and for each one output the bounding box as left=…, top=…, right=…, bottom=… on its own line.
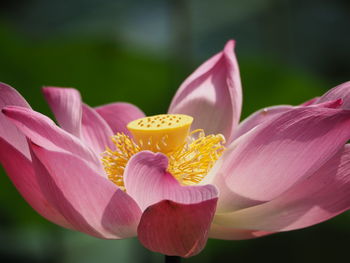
left=102, top=114, right=225, bottom=190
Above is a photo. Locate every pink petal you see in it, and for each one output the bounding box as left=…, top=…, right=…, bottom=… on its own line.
left=2, top=106, right=101, bottom=170
left=221, top=106, right=350, bottom=207
left=214, top=145, right=350, bottom=232
left=95, top=103, right=145, bottom=137
left=233, top=99, right=342, bottom=140
left=316, top=81, right=350, bottom=109
left=81, top=104, right=114, bottom=154
left=209, top=224, right=272, bottom=240
left=0, top=137, right=72, bottom=229
left=30, top=141, right=142, bottom=239
left=0, top=82, right=31, bottom=158
left=42, top=87, right=82, bottom=137
left=123, top=151, right=218, bottom=257
left=205, top=100, right=344, bottom=213
left=124, top=151, right=218, bottom=211
left=204, top=159, right=249, bottom=213
left=138, top=199, right=217, bottom=257
left=233, top=105, right=293, bottom=140
left=168, top=40, right=242, bottom=144
left=43, top=87, right=116, bottom=154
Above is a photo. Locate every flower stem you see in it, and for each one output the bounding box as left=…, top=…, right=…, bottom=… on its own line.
left=165, top=255, right=181, bottom=263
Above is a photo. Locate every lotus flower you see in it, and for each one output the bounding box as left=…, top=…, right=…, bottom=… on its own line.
left=1, top=40, right=350, bottom=258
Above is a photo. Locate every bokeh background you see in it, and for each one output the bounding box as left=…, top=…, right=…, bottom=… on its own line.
left=0, top=0, right=349, bottom=262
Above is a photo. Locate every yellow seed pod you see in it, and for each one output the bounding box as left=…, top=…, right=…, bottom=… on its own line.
left=127, top=114, right=193, bottom=153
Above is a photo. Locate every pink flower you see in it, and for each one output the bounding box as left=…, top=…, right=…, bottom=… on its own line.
left=1, top=40, right=350, bottom=258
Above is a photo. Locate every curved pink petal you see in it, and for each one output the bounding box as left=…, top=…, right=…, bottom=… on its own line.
left=0, top=82, right=31, bottom=158
left=0, top=137, right=72, bottom=229
left=214, top=145, right=350, bottom=232
left=168, top=40, right=242, bottom=144
left=221, top=106, right=350, bottom=208
left=209, top=224, right=272, bottom=240
left=42, top=87, right=82, bottom=137
left=81, top=104, right=114, bottom=154
left=2, top=106, right=101, bottom=170
left=316, top=81, right=350, bottom=109
left=124, top=151, right=218, bottom=211
left=138, top=199, right=217, bottom=257
left=233, top=105, right=293, bottom=140
left=30, top=141, right=142, bottom=239
left=95, top=103, right=145, bottom=137
left=124, top=151, right=218, bottom=257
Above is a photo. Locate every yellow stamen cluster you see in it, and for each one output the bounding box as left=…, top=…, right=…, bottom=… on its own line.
left=168, top=129, right=225, bottom=185
left=102, top=114, right=225, bottom=190
left=102, top=133, right=141, bottom=190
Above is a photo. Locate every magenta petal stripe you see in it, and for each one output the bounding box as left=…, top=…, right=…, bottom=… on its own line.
left=30, top=141, right=142, bottom=239
left=0, top=137, right=72, bottom=229
left=42, top=87, right=82, bottom=137
left=317, top=81, right=350, bottom=109
left=221, top=106, right=350, bottom=205
left=0, top=82, right=31, bottom=158
left=168, top=40, right=242, bottom=144
left=214, top=145, right=350, bottom=232
left=95, top=102, right=145, bottom=137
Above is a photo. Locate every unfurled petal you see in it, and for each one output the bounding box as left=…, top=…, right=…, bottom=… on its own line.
left=42, top=87, right=82, bottom=137
left=81, top=104, right=114, bottom=154
left=168, top=40, right=242, bottom=144
left=30, top=142, right=142, bottom=239
left=233, top=105, right=293, bottom=140
left=209, top=224, right=272, bottom=240
left=95, top=103, right=145, bottom=137
left=124, top=151, right=218, bottom=211
left=317, top=81, right=350, bottom=109
left=214, top=145, right=350, bottom=232
left=0, top=138, right=72, bottom=229
left=0, top=83, right=31, bottom=158
left=220, top=107, right=350, bottom=208
left=124, top=151, right=218, bottom=257
left=2, top=106, right=101, bottom=169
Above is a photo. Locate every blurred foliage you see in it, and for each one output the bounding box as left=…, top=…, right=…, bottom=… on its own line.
left=0, top=0, right=349, bottom=262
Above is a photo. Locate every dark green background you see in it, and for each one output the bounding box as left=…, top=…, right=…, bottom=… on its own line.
left=0, top=0, right=349, bottom=262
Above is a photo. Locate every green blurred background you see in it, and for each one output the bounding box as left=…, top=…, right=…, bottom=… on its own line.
left=0, top=0, right=349, bottom=262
